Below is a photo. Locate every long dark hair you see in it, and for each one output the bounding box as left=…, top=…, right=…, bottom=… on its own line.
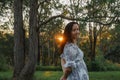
left=60, top=22, right=79, bottom=54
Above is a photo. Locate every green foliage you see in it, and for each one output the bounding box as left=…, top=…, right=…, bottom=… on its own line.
left=0, top=55, right=9, bottom=71
left=89, top=71, right=120, bottom=80
left=0, top=71, right=12, bottom=80
left=39, top=18, right=63, bottom=66
left=0, top=0, right=12, bottom=7
left=0, top=32, right=14, bottom=66
left=36, top=66, right=62, bottom=71
left=88, top=54, right=120, bottom=71
left=107, top=0, right=116, bottom=3
left=104, top=24, right=120, bottom=63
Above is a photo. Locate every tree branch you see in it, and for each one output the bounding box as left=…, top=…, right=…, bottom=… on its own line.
left=39, top=0, right=50, bottom=5
left=38, top=14, right=87, bottom=30
left=38, top=14, right=118, bottom=30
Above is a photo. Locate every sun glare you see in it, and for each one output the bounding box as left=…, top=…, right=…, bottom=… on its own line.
left=57, top=37, right=63, bottom=42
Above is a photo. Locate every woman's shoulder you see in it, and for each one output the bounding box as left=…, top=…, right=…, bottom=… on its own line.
left=60, top=42, right=78, bottom=58
left=64, top=42, right=73, bottom=47
left=64, top=42, right=77, bottom=48
left=64, top=42, right=78, bottom=51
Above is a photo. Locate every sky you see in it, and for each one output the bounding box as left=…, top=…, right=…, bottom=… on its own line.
left=59, top=0, right=70, bottom=5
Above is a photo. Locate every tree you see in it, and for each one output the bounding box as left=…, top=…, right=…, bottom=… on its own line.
left=13, top=0, right=38, bottom=80
left=104, top=24, right=120, bottom=63
left=8, top=0, right=120, bottom=78
left=13, top=0, right=25, bottom=80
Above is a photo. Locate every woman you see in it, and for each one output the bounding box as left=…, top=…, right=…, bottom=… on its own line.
left=60, top=22, right=89, bottom=80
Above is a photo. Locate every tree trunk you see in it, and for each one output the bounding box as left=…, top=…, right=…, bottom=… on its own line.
left=18, top=0, right=38, bottom=80
left=88, top=22, right=93, bottom=61
left=13, top=0, right=25, bottom=79
left=92, top=26, right=97, bottom=61
left=37, top=32, right=40, bottom=65
left=13, top=0, right=38, bottom=79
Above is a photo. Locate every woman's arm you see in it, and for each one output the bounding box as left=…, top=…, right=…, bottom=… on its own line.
left=61, top=59, right=72, bottom=79
left=60, top=44, right=77, bottom=80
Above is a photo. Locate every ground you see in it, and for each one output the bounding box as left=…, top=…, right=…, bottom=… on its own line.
left=0, top=71, right=120, bottom=80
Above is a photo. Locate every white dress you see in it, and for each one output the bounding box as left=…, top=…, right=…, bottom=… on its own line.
left=60, top=42, right=89, bottom=80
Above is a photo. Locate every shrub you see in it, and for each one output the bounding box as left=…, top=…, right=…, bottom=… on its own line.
left=36, top=65, right=62, bottom=71
left=87, top=55, right=120, bottom=71
left=0, top=55, right=10, bottom=71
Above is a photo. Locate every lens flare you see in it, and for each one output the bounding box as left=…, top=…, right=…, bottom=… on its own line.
left=57, top=37, right=63, bottom=42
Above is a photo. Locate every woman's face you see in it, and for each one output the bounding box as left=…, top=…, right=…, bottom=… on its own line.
left=71, top=24, right=80, bottom=40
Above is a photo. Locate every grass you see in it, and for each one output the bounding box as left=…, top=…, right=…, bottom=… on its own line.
left=0, top=71, right=120, bottom=80
left=89, top=71, right=120, bottom=80
left=0, top=71, right=12, bottom=80
left=35, top=71, right=62, bottom=80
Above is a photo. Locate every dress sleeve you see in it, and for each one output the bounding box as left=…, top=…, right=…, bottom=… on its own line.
left=60, top=44, right=77, bottom=69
